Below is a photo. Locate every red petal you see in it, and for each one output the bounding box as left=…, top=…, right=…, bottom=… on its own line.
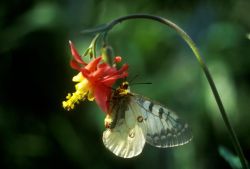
left=69, top=41, right=86, bottom=65
left=116, top=64, right=129, bottom=74
left=81, top=68, right=91, bottom=78
left=99, top=64, right=128, bottom=86
left=70, top=59, right=81, bottom=70
left=104, top=64, right=129, bottom=79
left=91, top=64, right=112, bottom=79
left=101, top=72, right=128, bottom=86
left=93, top=85, right=111, bottom=113
left=101, top=77, right=117, bottom=86
left=85, top=56, right=102, bottom=72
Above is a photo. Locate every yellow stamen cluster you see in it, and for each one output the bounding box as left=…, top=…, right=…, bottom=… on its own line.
left=62, top=91, right=86, bottom=111
left=62, top=72, right=94, bottom=111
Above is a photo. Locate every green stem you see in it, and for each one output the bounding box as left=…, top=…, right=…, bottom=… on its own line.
left=90, top=33, right=100, bottom=58
left=88, top=14, right=248, bottom=169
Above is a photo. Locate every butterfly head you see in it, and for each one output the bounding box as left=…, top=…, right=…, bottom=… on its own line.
left=115, top=81, right=130, bottom=96
left=120, top=81, right=129, bottom=90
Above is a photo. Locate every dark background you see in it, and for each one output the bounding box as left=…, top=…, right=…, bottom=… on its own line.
left=1, top=0, right=250, bottom=169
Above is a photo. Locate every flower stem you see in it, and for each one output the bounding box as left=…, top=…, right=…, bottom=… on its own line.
left=86, top=14, right=248, bottom=169
left=90, top=33, right=100, bottom=58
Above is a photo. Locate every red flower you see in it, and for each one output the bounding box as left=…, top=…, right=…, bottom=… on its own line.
left=63, top=41, right=128, bottom=113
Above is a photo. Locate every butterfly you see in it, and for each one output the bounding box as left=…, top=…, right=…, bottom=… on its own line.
left=103, top=81, right=192, bottom=158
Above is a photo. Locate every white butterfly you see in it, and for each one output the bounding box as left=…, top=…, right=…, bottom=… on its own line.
left=103, top=81, right=192, bottom=158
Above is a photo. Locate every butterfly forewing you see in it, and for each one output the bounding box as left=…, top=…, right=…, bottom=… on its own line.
left=133, top=95, right=192, bottom=147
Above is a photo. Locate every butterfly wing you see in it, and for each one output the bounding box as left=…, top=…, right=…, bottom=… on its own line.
left=133, top=94, right=192, bottom=148
left=103, top=92, right=192, bottom=158
left=103, top=125, right=146, bottom=158
left=102, top=96, right=146, bottom=158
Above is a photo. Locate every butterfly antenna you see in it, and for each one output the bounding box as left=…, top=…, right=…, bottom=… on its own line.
left=129, top=82, right=152, bottom=86
left=128, top=74, right=139, bottom=84
left=127, top=74, right=152, bottom=86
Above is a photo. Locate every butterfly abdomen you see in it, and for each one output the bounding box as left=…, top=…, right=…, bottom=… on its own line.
left=106, top=92, right=131, bottom=129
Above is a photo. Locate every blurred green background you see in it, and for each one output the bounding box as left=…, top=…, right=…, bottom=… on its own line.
left=1, top=0, right=250, bottom=169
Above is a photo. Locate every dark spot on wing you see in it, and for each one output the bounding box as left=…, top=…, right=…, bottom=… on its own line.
left=149, top=102, right=154, bottom=112
left=159, top=108, right=164, bottom=119
left=137, top=116, right=144, bottom=123
left=129, top=130, right=135, bottom=138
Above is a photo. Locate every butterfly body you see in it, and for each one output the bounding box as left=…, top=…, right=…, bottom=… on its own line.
left=103, top=82, right=192, bottom=158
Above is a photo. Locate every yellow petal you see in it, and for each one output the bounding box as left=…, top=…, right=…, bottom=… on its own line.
left=75, top=78, right=89, bottom=90
left=72, top=72, right=84, bottom=82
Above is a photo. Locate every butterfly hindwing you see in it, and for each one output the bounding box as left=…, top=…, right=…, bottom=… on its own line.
left=102, top=95, right=146, bottom=158
left=102, top=123, right=146, bottom=158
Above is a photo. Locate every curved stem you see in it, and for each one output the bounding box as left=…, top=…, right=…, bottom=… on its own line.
left=90, top=14, right=248, bottom=169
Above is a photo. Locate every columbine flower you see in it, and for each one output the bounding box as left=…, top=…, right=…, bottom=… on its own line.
left=63, top=41, right=128, bottom=113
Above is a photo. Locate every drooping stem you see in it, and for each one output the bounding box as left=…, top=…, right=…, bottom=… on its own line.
left=85, top=14, right=248, bottom=169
